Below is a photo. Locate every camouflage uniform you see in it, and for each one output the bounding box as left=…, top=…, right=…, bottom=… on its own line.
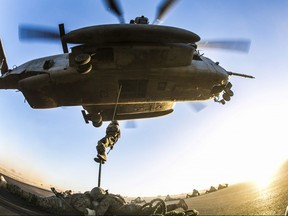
left=96, top=120, right=121, bottom=161
left=6, top=183, right=92, bottom=215
left=1, top=177, right=198, bottom=216
left=88, top=187, right=192, bottom=216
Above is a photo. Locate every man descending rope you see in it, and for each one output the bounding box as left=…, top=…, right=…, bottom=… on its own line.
left=94, top=85, right=122, bottom=164
left=94, top=120, right=121, bottom=163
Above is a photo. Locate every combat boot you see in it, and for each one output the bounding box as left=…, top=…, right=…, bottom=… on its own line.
left=97, top=153, right=107, bottom=161
left=94, top=157, right=105, bottom=164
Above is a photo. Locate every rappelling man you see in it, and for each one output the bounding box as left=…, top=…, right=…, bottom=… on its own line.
left=94, top=120, right=121, bottom=163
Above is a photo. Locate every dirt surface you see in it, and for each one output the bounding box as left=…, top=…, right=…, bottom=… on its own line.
left=0, top=160, right=287, bottom=215
left=185, top=161, right=288, bottom=215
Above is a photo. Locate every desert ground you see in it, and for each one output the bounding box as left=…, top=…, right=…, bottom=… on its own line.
left=0, top=160, right=287, bottom=215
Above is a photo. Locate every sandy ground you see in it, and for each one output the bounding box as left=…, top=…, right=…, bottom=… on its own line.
left=184, top=160, right=288, bottom=215
left=0, top=160, right=287, bottom=215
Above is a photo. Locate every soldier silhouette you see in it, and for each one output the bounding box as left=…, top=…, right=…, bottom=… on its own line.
left=94, top=120, right=121, bottom=163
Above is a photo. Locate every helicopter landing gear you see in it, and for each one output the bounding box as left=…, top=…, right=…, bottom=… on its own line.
left=81, top=110, right=103, bottom=127
left=213, top=82, right=234, bottom=105
left=222, top=92, right=231, bottom=101
left=75, top=54, right=92, bottom=74
left=92, top=119, right=103, bottom=128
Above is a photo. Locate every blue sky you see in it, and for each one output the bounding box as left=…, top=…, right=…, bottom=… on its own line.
left=0, top=0, right=288, bottom=197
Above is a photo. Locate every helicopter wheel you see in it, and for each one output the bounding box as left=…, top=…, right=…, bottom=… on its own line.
left=225, top=82, right=232, bottom=90
left=219, top=99, right=226, bottom=105
left=223, top=92, right=231, bottom=101
left=91, top=114, right=103, bottom=127
left=225, top=89, right=234, bottom=97
left=92, top=121, right=103, bottom=128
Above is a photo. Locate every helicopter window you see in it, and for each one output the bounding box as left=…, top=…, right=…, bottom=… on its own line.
left=43, top=59, right=55, bottom=70
left=119, top=80, right=148, bottom=98
left=92, top=48, right=114, bottom=62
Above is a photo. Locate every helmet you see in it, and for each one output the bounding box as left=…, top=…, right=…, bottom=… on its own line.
left=90, top=187, right=106, bottom=201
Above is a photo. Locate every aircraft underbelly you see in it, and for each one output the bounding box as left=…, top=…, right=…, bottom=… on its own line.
left=19, top=72, right=222, bottom=109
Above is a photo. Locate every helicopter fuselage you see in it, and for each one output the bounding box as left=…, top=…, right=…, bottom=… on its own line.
left=0, top=24, right=233, bottom=126
left=0, top=45, right=228, bottom=107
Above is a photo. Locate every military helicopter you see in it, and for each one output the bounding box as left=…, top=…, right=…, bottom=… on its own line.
left=0, top=0, right=254, bottom=128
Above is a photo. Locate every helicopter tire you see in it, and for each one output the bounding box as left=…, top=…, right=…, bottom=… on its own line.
left=220, top=99, right=226, bottom=105
left=91, top=114, right=103, bottom=127
left=225, top=82, right=232, bottom=90
left=75, top=53, right=91, bottom=65
left=223, top=92, right=231, bottom=101
left=77, top=63, right=92, bottom=74
left=225, top=89, right=234, bottom=97
left=90, top=113, right=102, bottom=122
left=92, top=121, right=103, bottom=128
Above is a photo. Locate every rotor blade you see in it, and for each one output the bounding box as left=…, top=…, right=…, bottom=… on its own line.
left=58, top=23, right=68, bottom=53
left=197, top=39, right=251, bottom=53
left=103, top=0, right=125, bottom=23
left=188, top=102, right=207, bottom=112
left=154, top=0, right=179, bottom=24
left=19, top=24, right=60, bottom=42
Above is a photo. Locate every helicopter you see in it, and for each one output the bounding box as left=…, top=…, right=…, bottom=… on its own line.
left=0, top=0, right=254, bottom=128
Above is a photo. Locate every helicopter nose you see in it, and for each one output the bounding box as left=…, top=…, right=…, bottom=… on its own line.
left=213, top=63, right=230, bottom=85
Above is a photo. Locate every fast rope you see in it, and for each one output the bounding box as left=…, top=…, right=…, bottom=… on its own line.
left=112, top=85, right=122, bottom=121
left=107, top=84, right=122, bottom=156
left=98, top=85, right=122, bottom=188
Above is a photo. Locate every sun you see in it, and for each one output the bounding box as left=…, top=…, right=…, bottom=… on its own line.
left=254, top=176, right=273, bottom=190
left=251, top=161, right=280, bottom=191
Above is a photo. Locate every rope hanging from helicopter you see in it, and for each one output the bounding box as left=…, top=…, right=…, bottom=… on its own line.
left=106, top=84, right=122, bottom=156
left=112, top=84, right=122, bottom=122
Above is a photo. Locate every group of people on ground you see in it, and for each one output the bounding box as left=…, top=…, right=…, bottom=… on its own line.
left=0, top=175, right=198, bottom=215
